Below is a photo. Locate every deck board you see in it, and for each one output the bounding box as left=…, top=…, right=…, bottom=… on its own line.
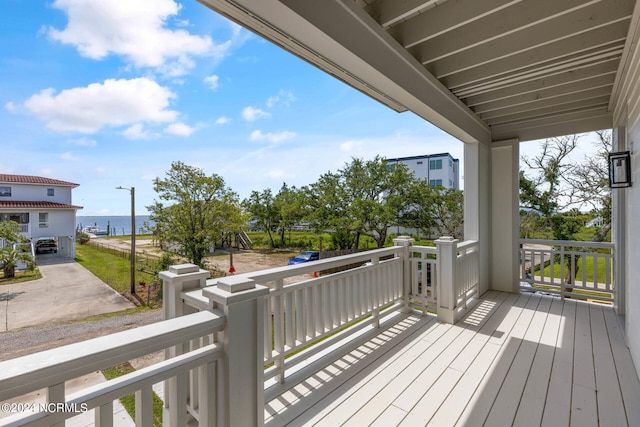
left=265, top=292, right=640, bottom=427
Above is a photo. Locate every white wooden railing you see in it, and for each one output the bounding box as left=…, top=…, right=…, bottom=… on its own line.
left=0, top=310, right=225, bottom=427
left=0, top=236, right=481, bottom=427
left=519, top=238, right=614, bottom=303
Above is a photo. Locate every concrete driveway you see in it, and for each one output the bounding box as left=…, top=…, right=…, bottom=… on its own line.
left=0, top=254, right=135, bottom=332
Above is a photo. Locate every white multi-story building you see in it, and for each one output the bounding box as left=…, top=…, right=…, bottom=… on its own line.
left=0, top=174, right=82, bottom=258
left=386, top=153, right=460, bottom=189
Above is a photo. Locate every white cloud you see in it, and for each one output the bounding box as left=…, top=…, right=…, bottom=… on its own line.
left=60, top=152, right=79, bottom=161
left=23, top=77, right=178, bottom=133
left=249, top=130, right=296, bottom=143
left=164, top=122, right=195, bottom=136
left=339, top=140, right=361, bottom=152
left=123, top=123, right=152, bottom=140
left=4, top=101, right=17, bottom=112
left=265, top=169, right=293, bottom=180
left=215, top=116, right=230, bottom=125
left=47, top=0, right=229, bottom=76
left=266, top=90, right=296, bottom=108
left=242, top=106, right=270, bottom=121
left=204, top=75, right=219, bottom=90
left=70, top=137, right=97, bottom=146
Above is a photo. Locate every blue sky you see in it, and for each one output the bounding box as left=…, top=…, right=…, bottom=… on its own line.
left=0, top=0, right=595, bottom=216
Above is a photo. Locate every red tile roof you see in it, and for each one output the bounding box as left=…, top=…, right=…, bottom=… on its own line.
left=0, top=174, right=79, bottom=187
left=0, top=201, right=83, bottom=209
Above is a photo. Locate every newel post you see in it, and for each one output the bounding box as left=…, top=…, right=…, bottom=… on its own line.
left=436, top=236, right=458, bottom=324
left=394, top=236, right=415, bottom=313
left=159, top=264, right=210, bottom=426
left=204, top=276, right=270, bottom=427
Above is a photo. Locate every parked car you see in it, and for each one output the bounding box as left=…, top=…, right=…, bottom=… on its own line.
left=288, top=251, right=320, bottom=265
left=35, top=237, right=57, bottom=254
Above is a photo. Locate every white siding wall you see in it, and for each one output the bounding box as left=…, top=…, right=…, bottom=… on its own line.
left=0, top=183, right=73, bottom=204
left=613, top=23, right=640, bottom=379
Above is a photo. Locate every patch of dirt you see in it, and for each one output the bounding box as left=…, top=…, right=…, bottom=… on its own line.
left=89, top=237, right=311, bottom=283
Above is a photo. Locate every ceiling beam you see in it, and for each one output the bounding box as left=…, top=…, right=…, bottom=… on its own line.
left=410, top=0, right=633, bottom=64
left=440, top=31, right=626, bottom=90
left=479, top=86, right=613, bottom=119
left=389, top=0, right=522, bottom=47
left=459, top=58, right=619, bottom=102
left=279, top=0, right=491, bottom=144
left=473, top=74, right=615, bottom=113
left=364, top=0, right=439, bottom=28
left=428, top=14, right=631, bottom=79
left=491, top=108, right=612, bottom=141
left=485, top=97, right=611, bottom=126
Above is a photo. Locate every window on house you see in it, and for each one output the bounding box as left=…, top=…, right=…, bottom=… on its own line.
left=429, top=159, right=442, bottom=170
left=0, top=186, right=11, bottom=197
left=39, top=213, right=49, bottom=228
left=417, top=161, right=423, bottom=164
left=449, top=179, right=453, bottom=187
left=429, top=179, right=443, bottom=187
left=1, top=213, right=29, bottom=224
left=47, top=188, right=55, bottom=196
left=449, top=159, right=453, bottom=167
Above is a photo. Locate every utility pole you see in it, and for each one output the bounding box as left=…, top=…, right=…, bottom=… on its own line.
left=116, top=186, right=136, bottom=294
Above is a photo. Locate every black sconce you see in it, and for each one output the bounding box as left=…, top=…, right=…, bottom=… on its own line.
left=608, top=151, right=632, bottom=188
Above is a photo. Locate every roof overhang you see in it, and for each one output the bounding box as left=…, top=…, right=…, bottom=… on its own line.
left=198, top=0, right=639, bottom=144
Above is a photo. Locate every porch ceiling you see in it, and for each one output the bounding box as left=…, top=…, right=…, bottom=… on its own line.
left=198, top=0, right=638, bottom=144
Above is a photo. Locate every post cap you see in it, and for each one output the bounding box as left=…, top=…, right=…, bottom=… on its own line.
left=217, top=275, right=256, bottom=293
left=169, top=264, right=200, bottom=274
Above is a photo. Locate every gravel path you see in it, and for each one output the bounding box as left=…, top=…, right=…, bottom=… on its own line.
left=0, top=309, right=163, bottom=361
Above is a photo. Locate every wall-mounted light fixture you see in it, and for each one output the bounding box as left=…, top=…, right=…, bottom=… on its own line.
left=608, top=151, right=632, bottom=188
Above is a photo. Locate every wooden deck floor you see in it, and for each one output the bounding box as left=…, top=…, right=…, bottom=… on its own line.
left=264, top=291, right=640, bottom=426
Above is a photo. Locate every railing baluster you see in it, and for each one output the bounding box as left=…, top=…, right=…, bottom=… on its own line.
left=273, top=278, right=285, bottom=383
left=198, top=360, right=216, bottom=427
left=264, top=298, right=272, bottom=359
left=285, top=290, right=294, bottom=347
left=306, top=285, right=314, bottom=339
left=295, top=288, right=305, bottom=344
left=48, top=383, right=65, bottom=427
left=95, top=401, right=113, bottom=426
left=135, top=387, right=153, bottom=427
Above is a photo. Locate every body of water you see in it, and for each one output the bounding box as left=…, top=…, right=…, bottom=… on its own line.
left=77, top=216, right=154, bottom=236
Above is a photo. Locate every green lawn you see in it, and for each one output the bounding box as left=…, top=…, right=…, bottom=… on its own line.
left=537, top=254, right=612, bottom=284
left=75, top=244, right=160, bottom=303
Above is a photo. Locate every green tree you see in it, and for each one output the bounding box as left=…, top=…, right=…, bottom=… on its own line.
left=307, top=171, right=359, bottom=249
left=520, top=135, right=579, bottom=236
left=566, top=130, right=612, bottom=241
left=0, top=221, right=34, bottom=278
left=148, top=162, right=243, bottom=267
left=308, top=157, right=415, bottom=249
left=273, top=183, right=306, bottom=247
left=243, top=189, right=278, bottom=247
left=402, top=180, right=464, bottom=239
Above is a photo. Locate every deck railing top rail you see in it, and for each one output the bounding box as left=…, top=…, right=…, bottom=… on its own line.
left=521, top=238, right=613, bottom=249
left=208, top=246, right=403, bottom=285
left=0, top=310, right=224, bottom=402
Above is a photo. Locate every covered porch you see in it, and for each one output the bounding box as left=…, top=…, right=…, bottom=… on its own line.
left=3, top=0, right=640, bottom=425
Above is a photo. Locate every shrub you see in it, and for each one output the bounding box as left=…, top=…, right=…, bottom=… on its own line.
left=76, top=232, right=90, bottom=245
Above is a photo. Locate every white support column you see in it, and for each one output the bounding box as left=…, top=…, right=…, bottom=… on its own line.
left=436, top=236, right=458, bottom=324
left=204, top=276, right=270, bottom=427
left=491, top=139, right=520, bottom=293
left=393, top=236, right=414, bottom=314
left=464, top=141, right=491, bottom=295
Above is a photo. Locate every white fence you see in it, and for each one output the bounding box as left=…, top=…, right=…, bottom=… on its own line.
left=519, top=238, right=614, bottom=303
